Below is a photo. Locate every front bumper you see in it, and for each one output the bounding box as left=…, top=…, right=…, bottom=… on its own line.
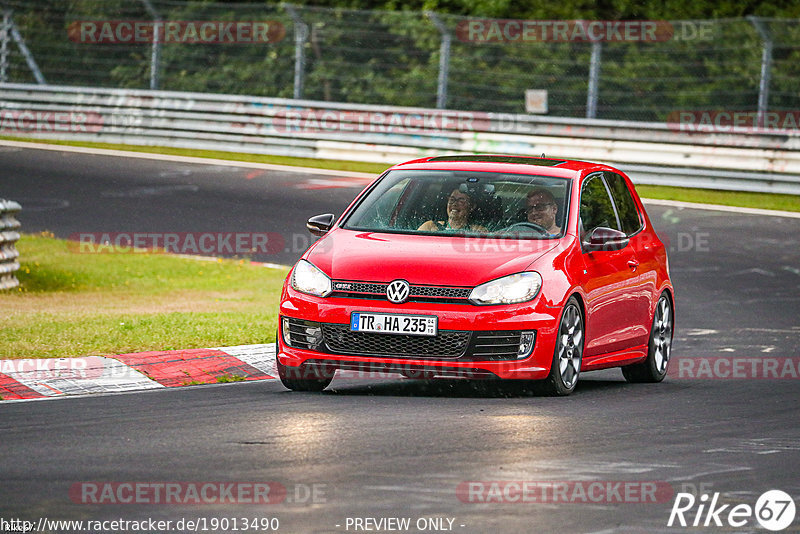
left=277, top=288, right=561, bottom=380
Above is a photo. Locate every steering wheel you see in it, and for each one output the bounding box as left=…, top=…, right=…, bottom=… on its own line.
left=501, top=221, right=549, bottom=235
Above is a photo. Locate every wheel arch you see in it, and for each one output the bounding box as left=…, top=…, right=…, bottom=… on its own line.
left=655, top=285, right=675, bottom=325
left=569, top=291, right=586, bottom=317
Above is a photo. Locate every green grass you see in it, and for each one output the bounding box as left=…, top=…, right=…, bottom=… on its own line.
left=636, top=185, right=799, bottom=212
left=0, top=233, right=289, bottom=359
left=216, top=374, right=247, bottom=383
left=3, top=135, right=797, bottom=212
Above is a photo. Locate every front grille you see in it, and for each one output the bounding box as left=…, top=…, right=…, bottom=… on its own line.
left=333, top=281, right=385, bottom=293
left=283, top=318, right=528, bottom=362
left=331, top=280, right=472, bottom=303
left=412, top=286, right=471, bottom=299
left=323, top=324, right=470, bottom=359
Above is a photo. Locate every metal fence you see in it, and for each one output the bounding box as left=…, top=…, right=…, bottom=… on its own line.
left=2, top=83, right=799, bottom=195
left=1, top=0, right=799, bottom=122
left=0, top=198, right=21, bottom=290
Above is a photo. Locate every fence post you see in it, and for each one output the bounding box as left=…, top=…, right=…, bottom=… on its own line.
left=748, top=16, right=772, bottom=129
left=285, top=5, right=308, bottom=100
left=139, top=0, right=161, bottom=90
left=1, top=11, right=9, bottom=83
left=5, top=11, right=46, bottom=84
left=427, top=12, right=450, bottom=109
left=586, top=40, right=602, bottom=119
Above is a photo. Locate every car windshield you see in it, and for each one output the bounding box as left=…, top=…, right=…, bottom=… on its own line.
left=343, top=170, right=571, bottom=239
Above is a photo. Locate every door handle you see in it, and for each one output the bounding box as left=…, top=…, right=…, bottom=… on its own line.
left=627, top=259, right=639, bottom=271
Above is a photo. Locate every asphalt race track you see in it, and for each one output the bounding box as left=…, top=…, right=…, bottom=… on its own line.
left=2, top=145, right=799, bottom=533
left=0, top=144, right=368, bottom=266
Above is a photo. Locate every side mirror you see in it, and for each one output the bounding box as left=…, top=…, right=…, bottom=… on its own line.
left=306, top=213, right=335, bottom=237
left=583, top=227, right=629, bottom=252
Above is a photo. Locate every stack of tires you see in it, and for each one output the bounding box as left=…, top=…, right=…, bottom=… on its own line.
left=0, top=199, right=22, bottom=290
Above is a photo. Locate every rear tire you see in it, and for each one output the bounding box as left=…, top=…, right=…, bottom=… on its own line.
left=622, top=292, right=673, bottom=383
left=540, top=296, right=584, bottom=396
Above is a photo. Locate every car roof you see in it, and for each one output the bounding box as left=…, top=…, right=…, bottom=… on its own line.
left=389, top=154, right=617, bottom=179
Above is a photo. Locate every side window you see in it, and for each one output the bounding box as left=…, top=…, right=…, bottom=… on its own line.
left=580, top=174, right=619, bottom=237
left=605, top=172, right=643, bottom=236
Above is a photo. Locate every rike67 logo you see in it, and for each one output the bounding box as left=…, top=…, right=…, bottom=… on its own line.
left=668, top=490, right=796, bottom=531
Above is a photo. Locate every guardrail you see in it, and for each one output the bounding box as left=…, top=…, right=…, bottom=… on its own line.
left=0, top=199, right=21, bottom=290
left=1, top=83, right=800, bottom=194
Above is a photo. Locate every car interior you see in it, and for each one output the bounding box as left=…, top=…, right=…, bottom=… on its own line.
left=346, top=171, right=570, bottom=238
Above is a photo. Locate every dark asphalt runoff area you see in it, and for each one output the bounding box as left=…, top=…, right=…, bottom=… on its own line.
left=1, top=145, right=799, bottom=533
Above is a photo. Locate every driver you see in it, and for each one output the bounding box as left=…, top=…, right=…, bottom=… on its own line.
left=526, top=188, right=561, bottom=235
left=418, top=187, right=487, bottom=233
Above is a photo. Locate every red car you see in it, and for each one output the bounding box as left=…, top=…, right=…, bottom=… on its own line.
left=277, top=155, right=674, bottom=395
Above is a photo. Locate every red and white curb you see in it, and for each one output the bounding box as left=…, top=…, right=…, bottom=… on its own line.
left=0, top=343, right=278, bottom=402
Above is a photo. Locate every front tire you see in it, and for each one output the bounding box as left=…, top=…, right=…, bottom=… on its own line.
left=276, top=327, right=333, bottom=391
left=276, top=357, right=334, bottom=391
left=622, top=292, right=673, bottom=383
left=540, top=296, right=584, bottom=396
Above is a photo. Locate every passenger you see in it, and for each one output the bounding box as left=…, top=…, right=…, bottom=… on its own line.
left=418, top=188, right=487, bottom=232
left=526, top=188, right=561, bottom=234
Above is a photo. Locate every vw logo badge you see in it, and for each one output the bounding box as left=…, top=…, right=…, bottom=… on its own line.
left=386, top=280, right=410, bottom=304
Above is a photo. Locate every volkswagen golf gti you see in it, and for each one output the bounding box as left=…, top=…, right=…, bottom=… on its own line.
left=276, top=155, right=674, bottom=395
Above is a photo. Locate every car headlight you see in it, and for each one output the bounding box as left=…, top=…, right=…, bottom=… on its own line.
left=291, top=260, right=332, bottom=297
left=469, top=272, right=542, bottom=305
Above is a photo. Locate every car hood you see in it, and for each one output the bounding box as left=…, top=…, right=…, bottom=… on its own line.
left=304, top=229, right=559, bottom=286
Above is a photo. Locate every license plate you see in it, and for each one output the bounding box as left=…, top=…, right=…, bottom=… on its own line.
left=350, top=312, right=437, bottom=336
